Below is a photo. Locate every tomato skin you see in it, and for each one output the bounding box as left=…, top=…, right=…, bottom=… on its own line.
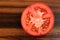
left=21, top=3, right=54, bottom=36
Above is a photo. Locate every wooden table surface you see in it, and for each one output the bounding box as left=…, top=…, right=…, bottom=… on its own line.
left=0, top=0, right=60, bottom=40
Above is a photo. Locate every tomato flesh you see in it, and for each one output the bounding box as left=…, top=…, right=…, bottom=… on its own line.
left=21, top=3, right=54, bottom=36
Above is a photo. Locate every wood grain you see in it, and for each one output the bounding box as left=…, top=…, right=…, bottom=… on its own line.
left=0, top=8, right=60, bottom=14
left=0, top=1, right=60, bottom=8
left=0, top=27, right=59, bottom=40
left=0, top=0, right=60, bottom=40
left=0, top=38, right=17, bottom=40
left=0, top=0, right=60, bottom=3
left=0, top=27, right=59, bottom=37
left=0, top=8, right=24, bottom=13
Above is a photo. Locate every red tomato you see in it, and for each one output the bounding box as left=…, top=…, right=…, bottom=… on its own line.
left=21, top=3, right=54, bottom=36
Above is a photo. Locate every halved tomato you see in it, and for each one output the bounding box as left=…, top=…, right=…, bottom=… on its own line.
left=21, top=3, right=54, bottom=36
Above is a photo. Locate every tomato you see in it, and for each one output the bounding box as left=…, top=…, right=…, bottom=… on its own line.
left=21, top=3, right=54, bottom=36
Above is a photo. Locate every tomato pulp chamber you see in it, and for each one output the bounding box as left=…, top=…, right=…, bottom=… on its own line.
left=21, top=3, right=54, bottom=36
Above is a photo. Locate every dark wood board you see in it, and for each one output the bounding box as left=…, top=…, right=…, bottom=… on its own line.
left=0, top=0, right=60, bottom=40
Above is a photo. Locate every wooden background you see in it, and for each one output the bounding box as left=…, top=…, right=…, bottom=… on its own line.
left=0, top=0, right=60, bottom=40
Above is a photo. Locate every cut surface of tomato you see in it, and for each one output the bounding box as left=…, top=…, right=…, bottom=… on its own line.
left=21, top=3, right=54, bottom=36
